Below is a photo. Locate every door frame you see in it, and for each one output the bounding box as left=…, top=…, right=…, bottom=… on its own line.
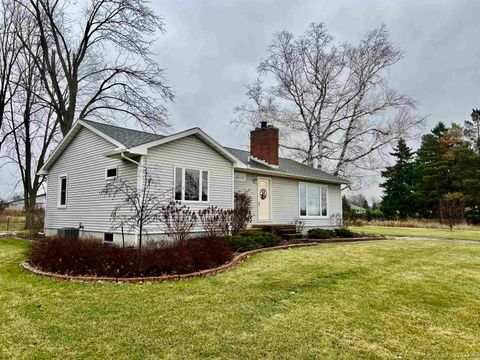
left=257, top=177, right=272, bottom=222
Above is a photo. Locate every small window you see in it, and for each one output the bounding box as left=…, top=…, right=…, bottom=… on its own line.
left=106, top=167, right=117, bottom=179
left=58, top=175, right=67, bottom=207
left=104, top=233, right=114, bottom=243
left=174, top=167, right=209, bottom=202
left=234, top=172, right=246, bottom=181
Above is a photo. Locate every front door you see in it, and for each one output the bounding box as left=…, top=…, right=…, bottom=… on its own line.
left=258, top=178, right=271, bottom=221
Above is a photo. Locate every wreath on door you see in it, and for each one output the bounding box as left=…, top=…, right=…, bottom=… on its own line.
left=260, top=188, right=268, bottom=200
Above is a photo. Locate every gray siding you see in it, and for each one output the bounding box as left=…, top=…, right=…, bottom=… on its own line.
left=144, top=134, right=234, bottom=232
left=234, top=171, right=342, bottom=228
left=45, top=128, right=137, bottom=234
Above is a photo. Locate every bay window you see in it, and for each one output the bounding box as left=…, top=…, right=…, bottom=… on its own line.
left=174, top=167, right=209, bottom=202
left=299, top=183, right=327, bottom=217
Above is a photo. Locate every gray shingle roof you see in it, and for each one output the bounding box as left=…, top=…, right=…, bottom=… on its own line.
left=81, top=120, right=348, bottom=184
left=82, top=120, right=165, bottom=148
left=224, top=147, right=349, bottom=184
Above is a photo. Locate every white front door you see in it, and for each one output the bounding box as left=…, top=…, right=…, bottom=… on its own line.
left=258, top=178, right=271, bottom=221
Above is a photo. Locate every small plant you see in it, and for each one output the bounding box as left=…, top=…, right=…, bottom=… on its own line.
left=439, top=192, right=465, bottom=231
left=329, top=212, right=343, bottom=228
left=308, top=228, right=336, bottom=239
left=224, top=231, right=281, bottom=252
left=198, top=206, right=232, bottom=237
left=159, top=201, right=198, bottom=243
left=291, top=217, right=305, bottom=234
left=334, top=228, right=356, bottom=238
left=230, top=191, right=253, bottom=235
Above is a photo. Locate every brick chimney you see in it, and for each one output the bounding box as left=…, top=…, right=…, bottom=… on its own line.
left=250, top=121, right=279, bottom=166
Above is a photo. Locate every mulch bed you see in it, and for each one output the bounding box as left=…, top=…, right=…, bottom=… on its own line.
left=21, top=235, right=385, bottom=284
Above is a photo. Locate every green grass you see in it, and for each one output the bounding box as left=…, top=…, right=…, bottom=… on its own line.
left=351, top=225, right=480, bottom=241
left=1, top=238, right=480, bottom=359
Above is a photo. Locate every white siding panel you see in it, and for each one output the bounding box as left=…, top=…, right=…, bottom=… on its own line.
left=234, top=171, right=342, bottom=228
left=45, top=128, right=137, bottom=233
left=145, top=134, right=234, bottom=232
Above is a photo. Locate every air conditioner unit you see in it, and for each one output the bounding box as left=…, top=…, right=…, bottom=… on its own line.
left=59, top=227, right=79, bottom=240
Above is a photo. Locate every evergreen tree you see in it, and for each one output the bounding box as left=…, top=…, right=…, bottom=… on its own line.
left=415, top=122, right=463, bottom=218
left=452, top=144, right=480, bottom=224
left=380, top=138, right=416, bottom=219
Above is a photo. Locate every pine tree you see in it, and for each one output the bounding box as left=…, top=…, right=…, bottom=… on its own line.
left=380, top=138, right=416, bottom=219
left=452, top=143, right=480, bottom=224
left=415, top=122, right=463, bottom=218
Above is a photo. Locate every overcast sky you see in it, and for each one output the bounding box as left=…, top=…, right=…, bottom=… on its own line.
left=1, top=0, right=479, bottom=200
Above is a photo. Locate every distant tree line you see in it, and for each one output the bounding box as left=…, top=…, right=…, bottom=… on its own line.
left=380, top=110, right=480, bottom=224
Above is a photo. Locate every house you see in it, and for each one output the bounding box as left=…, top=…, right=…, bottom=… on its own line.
left=6, top=194, right=47, bottom=211
left=350, top=204, right=367, bottom=214
left=38, top=120, right=349, bottom=244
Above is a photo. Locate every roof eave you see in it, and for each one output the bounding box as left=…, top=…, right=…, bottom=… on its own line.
left=235, top=166, right=350, bottom=184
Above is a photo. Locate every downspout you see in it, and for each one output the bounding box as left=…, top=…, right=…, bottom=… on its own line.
left=121, top=152, right=142, bottom=246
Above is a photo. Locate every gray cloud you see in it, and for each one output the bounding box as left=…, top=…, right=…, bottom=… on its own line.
left=1, top=0, right=479, bottom=199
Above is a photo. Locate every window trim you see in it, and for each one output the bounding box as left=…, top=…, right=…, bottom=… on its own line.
left=173, top=165, right=210, bottom=203
left=298, top=182, right=328, bottom=218
left=58, top=174, right=68, bottom=208
left=105, top=166, right=118, bottom=180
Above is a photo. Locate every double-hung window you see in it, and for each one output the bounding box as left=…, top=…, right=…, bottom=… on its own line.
left=58, top=175, right=68, bottom=208
left=175, top=167, right=209, bottom=202
left=299, top=182, right=328, bottom=217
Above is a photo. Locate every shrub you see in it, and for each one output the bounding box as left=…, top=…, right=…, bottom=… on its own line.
left=224, top=231, right=281, bottom=252
left=230, top=191, right=253, bottom=235
left=158, top=202, right=198, bottom=243
left=29, top=235, right=233, bottom=277
left=307, top=228, right=336, bottom=239
left=334, top=228, right=356, bottom=238
left=197, top=206, right=232, bottom=237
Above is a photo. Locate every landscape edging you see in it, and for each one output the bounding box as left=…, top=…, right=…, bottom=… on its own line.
left=21, top=236, right=385, bottom=284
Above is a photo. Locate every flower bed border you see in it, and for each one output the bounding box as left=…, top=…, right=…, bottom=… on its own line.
left=21, top=236, right=385, bottom=283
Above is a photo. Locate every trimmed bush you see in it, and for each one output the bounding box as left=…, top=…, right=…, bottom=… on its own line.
left=29, top=235, right=233, bottom=277
left=224, top=231, right=282, bottom=252
left=307, top=228, right=336, bottom=239
left=334, top=228, right=356, bottom=238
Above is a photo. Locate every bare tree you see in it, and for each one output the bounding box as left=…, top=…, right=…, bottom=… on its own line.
left=0, top=0, right=23, bottom=150
left=15, top=0, right=174, bottom=135
left=439, top=192, right=464, bottom=231
left=2, top=1, right=60, bottom=230
left=101, top=166, right=172, bottom=250
left=233, top=23, right=424, bottom=178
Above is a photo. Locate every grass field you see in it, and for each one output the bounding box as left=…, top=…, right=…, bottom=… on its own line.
left=0, top=215, right=25, bottom=232
left=351, top=225, right=480, bottom=241
left=1, top=238, right=480, bottom=359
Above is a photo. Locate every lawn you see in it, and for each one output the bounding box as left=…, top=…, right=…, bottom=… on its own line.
left=351, top=225, right=480, bottom=241
left=1, top=238, right=480, bottom=359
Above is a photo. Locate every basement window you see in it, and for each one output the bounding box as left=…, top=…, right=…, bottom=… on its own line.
left=104, top=233, right=114, bottom=243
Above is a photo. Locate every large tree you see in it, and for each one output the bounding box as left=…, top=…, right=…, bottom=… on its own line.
left=415, top=122, right=464, bottom=218
left=380, top=138, right=416, bottom=219
left=233, top=23, right=423, bottom=179
left=2, top=2, right=59, bottom=230
left=16, top=0, right=174, bottom=136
